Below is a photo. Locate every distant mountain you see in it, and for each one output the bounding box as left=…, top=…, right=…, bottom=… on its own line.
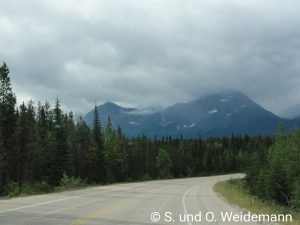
left=84, top=101, right=163, bottom=137
left=84, top=91, right=300, bottom=138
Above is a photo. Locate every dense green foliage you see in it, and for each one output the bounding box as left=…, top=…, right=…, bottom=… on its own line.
left=0, top=63, right=17, bottom=194
left=0, top=62, right=299, bottom=212
left=215, top=180, right=300, bottom=225
left=246, top=125, right=300, bottom=209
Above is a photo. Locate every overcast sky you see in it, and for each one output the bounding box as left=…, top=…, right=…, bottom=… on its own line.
left=1, top=0, right=300, bottom=116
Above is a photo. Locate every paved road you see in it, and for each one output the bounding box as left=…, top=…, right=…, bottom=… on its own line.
left=0, top=174, right=258, bottom=225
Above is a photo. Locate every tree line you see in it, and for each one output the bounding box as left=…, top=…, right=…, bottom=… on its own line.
left=245, top=125, right=300, bottom=208
left=0, top=62, right=299, bottom=210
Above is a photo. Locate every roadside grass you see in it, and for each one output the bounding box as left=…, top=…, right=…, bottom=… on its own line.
left=5, top=181, right=53, bottom=197
left=214, top=179, right=300, bottom=225
left=5, top=173, right=87, bottom=198
left=2, top=172, right=155, bottom=198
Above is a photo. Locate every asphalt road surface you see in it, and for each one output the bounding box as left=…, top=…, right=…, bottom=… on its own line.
left=0, top=174, right=259, bottom=225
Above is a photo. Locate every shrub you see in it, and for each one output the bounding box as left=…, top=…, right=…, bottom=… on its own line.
left=55, top=172, right=87, bottom=191
left=5, top=181, right=53, bottom=197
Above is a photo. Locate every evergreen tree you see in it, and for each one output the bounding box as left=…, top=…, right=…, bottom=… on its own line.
left=172, top=141, right=186, bottom=177
left=91, top=105, right=105, bottom=183
left=0, top=62, right=17, bottom=192
left=15, top=101, right=37, bottom=186
left=155, top=148, right=172, bottom=179
left=48, top=98, right=70, bottom=185
left=104, top=117, right=116, bottom=181
left=288, top=129, right=300, bottom=208
left=34, top=102, right=51, bottom=181
left=75, top=117, right=92, bottom=180
left=245, top=125, right=300, bottom=206
left=116, top=126, right=129, bottom=181
left=104, top=117, right=127, bottom=182
left=65, top=111, right=77, bottom=177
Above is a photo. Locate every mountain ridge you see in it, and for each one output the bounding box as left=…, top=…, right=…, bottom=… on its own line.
left=84, top=91, right=299, bottom=138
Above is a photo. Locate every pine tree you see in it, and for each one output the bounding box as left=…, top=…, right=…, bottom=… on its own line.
left=48, top=98, right=70, bottom=185
left=104, top=117, right=115, bottom=181
left=91, top=105, right=105, bottom=183
left=75, top=117, right=92, bottom=180
left=15, top=102, right=37, bottom=187
left=288, top=128, right=300, bottom=208
left=0, top=62, right=17, bottom=192
left=104, top=117, right=127, bottom=182
left=155, top=148, right=172, bottom=179
left=34, top=102, right=51, bottom=181
left=65, top=111, right=77, bottom=177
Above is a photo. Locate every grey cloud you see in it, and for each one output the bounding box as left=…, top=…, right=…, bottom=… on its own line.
left=1, top=0, right=300, bottom=116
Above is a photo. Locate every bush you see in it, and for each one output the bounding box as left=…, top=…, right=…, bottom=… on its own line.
left=21, top=181, right=53, bottom=194
left=5, top=181, right=53, bottom=197
left=55, top=172, right=87, bottom=191
left=6, top=182, right=20, bottom=197
left=292, top=180, right=300, bottom=210
left=143, top=174, right=152, bottom=181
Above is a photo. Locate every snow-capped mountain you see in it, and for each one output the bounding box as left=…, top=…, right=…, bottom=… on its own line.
left=84, top=91, right=299, bottom=138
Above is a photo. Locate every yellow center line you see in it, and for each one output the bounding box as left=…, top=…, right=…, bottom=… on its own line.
left=69, top=198, right=133, bottom=225
left=68, top=184, right=167, bottom=225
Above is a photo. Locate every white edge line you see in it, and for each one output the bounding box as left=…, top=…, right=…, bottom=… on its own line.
left=0, top=186, right=131, bottom=213
left=0, top=196, right=79, bottom=213
left=182, top=186, right=194, bottom=225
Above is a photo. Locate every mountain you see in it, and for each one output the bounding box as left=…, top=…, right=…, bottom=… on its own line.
left=84, top=102, right=163, bottom=137
left=84, top=91, right=299, bottom=138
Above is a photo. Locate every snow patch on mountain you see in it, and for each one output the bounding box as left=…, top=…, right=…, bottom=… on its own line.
left=220, top=99, right=229, bottom=102
left=208, top=109, right=218, bottom=114
left=129, top=121, right=140, bottom=125
left=183, top=123, right=196, bottom=128
left=189, top=123, right=196, bottom=128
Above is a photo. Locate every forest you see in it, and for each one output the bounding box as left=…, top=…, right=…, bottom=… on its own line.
left=0, top=62, right=299, bottom=209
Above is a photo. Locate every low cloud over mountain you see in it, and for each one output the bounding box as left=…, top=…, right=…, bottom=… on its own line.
left=84, top=91, right=299, bottom=138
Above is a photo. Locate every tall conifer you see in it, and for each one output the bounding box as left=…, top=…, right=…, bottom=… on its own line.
left=0, top=62, right=17, bottom=191
left=91, top=105, right=105, bottom=182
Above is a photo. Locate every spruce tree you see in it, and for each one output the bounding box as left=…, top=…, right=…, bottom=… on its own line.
left=34, top=102, right=51, bottom=181
left=155, top=148, right=172, bottom=179
left=48, top=98, right=70, bottom=185
left=104, top=117, right=126, bottom=182
left=75, top=118, right=92, bottom=180
left=91, top=104, right=105, bottom=183
left=0, top=62, right=17, bottom=192
left=65, top=111, right=77, bottom=177
left=13, top=101, right=37, bottom=186
left=104, top=117, right=114, bottom=181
